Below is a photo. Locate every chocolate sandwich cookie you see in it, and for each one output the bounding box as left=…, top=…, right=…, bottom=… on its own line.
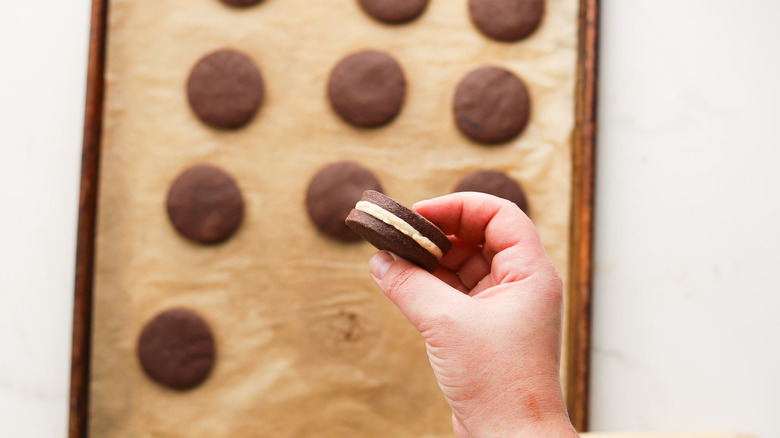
left=468, top=0, right=545, bottom=42
left=306, top=161, right=383, bottom=241
left=327, top=50, right=406, bottom=128
left=358, top=0, right=430, bottom=24
left=137, top=308, right=216, bottom=390
left=187, top=49, right=264, bottom=129
left=453, top=66, right=530, bottom=144
left=166, top=164, right=244, bottom=245
left=454, top=170, right=529, bottom=213
left=345, top=190, right=452, bottom=273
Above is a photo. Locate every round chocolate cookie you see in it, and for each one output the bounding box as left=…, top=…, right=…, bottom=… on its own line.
left=358, top=0, right=429, bottom=24
left=454, top=170, right=529, bottom=213
left=345, top=190, right=452, bottom=273
left=219, top=0, right=263, bottom=7
left=137, top=308, right=216, bottom=390
left=166, top=164, right=244, bottom=245
left=453, top=66, right=530, bottom=144
left=187, top=49, right=264, bottom=129
left=468, top=0, right=545, bottom=42
left=327, top=50, right=406, bottom=128
left=306, top=161, right=383, bottom=241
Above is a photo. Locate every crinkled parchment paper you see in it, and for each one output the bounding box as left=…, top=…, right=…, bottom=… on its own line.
left=90, top=0, right=578, bottom=436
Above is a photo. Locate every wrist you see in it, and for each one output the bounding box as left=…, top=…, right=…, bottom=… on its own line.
left=511, top=414, right=579, bottom=437
left=465, top=414, right=578, bottom=438
left=459, top=378, right=578, bottom=437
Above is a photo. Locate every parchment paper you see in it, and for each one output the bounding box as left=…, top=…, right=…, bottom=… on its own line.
left=90, top=0, right=578, bottom=436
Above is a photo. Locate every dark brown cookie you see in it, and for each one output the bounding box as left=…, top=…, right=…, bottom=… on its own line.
left=186, top=49, right=264, bottom=129
left=327, top=50, right=406, bottom=128
left=166, top=164, right=244, bottom=245
left=345, top=190, right=452, bottom=273
left=137, top=308, right=216, bottom=390
left=468, top=0, right=545, bottom=42
left=453, top=66, right=530, bottom=144
left=454, top=170, right=529, bottom=213
left=219, top=0, right=263, bottom=7
left=358, top=0, right=429, bottom=24
left=306, top=161, right=383, bottom=241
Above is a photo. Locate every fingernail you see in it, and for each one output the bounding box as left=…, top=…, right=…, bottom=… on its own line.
left=369, top=251, right=395, bottom=279
left=412, top=198, right=431, bottom=210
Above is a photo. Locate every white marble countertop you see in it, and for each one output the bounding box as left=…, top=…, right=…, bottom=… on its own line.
left=1, top=1, right=778, bottom=437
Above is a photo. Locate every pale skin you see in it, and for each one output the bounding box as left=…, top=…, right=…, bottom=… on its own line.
left=367, top=192, right=579, bottom=438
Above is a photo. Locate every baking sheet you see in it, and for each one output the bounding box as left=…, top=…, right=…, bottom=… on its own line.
left=89, top=0, right=579, bottom=436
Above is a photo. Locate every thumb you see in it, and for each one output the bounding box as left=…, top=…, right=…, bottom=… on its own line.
left=369, top=251, right=468, bottom=331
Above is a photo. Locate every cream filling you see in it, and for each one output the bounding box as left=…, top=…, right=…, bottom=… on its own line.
left=355, top=201, right=443, bottom=260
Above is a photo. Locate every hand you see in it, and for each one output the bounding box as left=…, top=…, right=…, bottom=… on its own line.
left=368, top=193, right=578, bottom=437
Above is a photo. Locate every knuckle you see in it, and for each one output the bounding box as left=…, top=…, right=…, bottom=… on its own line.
left=385, top=264, right=417, bottom=300
left=539, top=265, right=564, bottom=303
left=418, top=309, right=458, bottom=343
left=548, top=267, right=564, bottom=292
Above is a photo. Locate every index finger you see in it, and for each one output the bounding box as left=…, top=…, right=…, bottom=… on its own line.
left=413, top=191, right=549, bottom=263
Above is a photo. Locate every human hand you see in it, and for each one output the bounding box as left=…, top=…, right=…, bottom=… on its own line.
left=368, top=193, right=578, bottom=437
